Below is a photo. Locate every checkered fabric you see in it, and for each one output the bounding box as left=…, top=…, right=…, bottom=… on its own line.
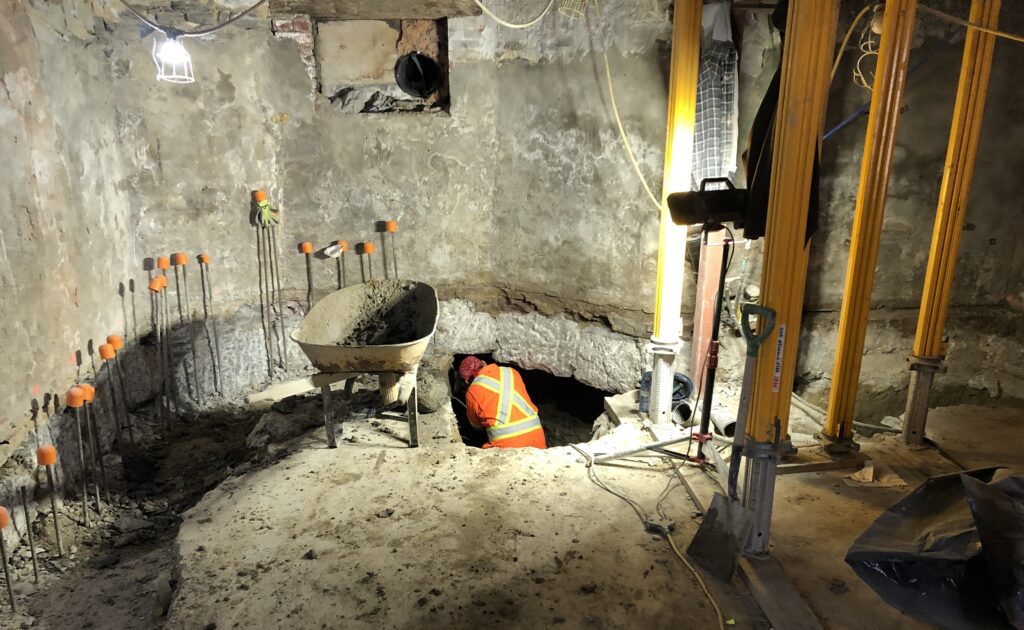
left=692, top=39, right=739, bottom=190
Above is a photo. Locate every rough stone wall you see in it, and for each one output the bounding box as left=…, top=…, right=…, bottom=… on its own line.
left=799, top=3, right=1024, bottom=417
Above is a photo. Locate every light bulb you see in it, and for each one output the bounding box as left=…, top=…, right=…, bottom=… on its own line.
left=157, top=39, right=189, bottom=65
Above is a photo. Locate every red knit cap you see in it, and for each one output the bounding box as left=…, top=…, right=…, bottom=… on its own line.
left=459, top=356, right=486, bottom=383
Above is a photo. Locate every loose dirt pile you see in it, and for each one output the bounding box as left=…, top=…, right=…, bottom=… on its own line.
left=341, top=280, right=424, bottom=346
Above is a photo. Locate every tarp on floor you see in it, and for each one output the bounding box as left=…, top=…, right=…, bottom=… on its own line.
left=846, top=467, right=1024, bottom=629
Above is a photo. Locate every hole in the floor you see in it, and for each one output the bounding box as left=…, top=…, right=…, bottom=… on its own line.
left=450, top=354, right=610, bottom=447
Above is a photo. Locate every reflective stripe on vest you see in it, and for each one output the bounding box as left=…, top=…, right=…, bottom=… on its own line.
left=471, top=368, right=541, bottom=443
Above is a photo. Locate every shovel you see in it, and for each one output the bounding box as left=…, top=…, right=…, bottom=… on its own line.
left=687, top=303, right=777, bottom=581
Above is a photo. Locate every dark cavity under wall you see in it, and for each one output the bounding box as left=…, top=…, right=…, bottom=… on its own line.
left=450, top=354, right=608, bottom=448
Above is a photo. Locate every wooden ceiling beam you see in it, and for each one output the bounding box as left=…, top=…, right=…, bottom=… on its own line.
left=268, top=0, right=481, bottom=20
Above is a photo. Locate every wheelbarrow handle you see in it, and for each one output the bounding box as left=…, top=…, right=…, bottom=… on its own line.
left=740, top=304, right=777, bottom=357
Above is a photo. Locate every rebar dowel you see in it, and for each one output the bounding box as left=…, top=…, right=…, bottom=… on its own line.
left=20, top=487, right=40, bottom=584
left=380, top=234, right=390, bottom=280
left=270, top=226, right=288, bottom=367
left=45, top=466, right=64, bottom=557
left=80, top=404, right=103, bottom=513
left=266, top=229, right=285, bottom=366
left=342, top=255, right=348, bottom=288
left=86, top=403, right=111, bottom=504
left=151, top=289, right=165, bottom=427
left=336, top=258, right=343, bottom=290
left=106, top=369, right=126, bottom=451
left=390, top=232, right=399, bottom=278
left=304, top=253, right=314, bottom=311
left=72, top=408, right=90, bottom=526
left=204, top=262, right=224, bottom=393
left=114, top=356, right=135, bottom=447
left=162, top=291, right=180, bottom=416
left=172, top=267, right=196, bottom=400
left=0, top=533, right=14, bottom=612
left=181, top=263, right=203, bottom=403
left=256, top=227, right=275, bottom=375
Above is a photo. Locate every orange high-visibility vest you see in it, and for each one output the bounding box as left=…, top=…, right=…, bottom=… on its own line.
left=466, top=364, right=546, bottom=449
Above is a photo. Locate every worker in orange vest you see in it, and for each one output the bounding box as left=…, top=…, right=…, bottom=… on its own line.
left=458, top=356, right=546, bottom=449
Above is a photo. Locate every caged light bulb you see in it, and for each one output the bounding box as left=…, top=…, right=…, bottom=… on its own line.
left=152, top=36, right=195, bottom=84
left=157, top=39, right=189, bottom=65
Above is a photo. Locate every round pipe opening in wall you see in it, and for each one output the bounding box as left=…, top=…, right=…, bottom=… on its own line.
left=395, top=52, right=442, bottom=99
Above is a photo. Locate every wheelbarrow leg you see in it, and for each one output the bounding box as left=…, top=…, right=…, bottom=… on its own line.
left=407, top=387, right=419, bottom=448
left=321, top=385, right=337, bottom=449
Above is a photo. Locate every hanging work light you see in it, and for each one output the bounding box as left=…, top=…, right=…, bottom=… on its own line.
left=121, top=0, right=267, bottom=84
left=153, top=36, right=194, bottom=84
left=559, top=0, right=589, bottom=18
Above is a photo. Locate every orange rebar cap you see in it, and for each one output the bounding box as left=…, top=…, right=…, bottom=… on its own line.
left=300, top=242, right=314, bottom=254
left=36, top=445, right=57, bottom=466
left=0, top=507, right=9, bottom=529
left=254, top=190, right=268, bottom=202
left=362, top=242, right=375, bottom=255
left=148, top=277, right=163, bottom=293
left=386, top=220, right=398, bottom=233
left=336, top=240, right=349, bottom=252
left=107, top=334, right=124, bottom=350
left=66, top=386, right=85, bottom=409
left=173, top=252, right=188, bottom=266
left=79, top=383, right=96, bottom=403
left=157, top=256, right=171, bottom=270
left=198, top=253, right=210, bottom=265
left=99, top=344, right=116, bottom=361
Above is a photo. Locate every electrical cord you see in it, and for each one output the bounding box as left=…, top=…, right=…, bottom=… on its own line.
left=831, top=4, right=878, bottom=82
left=919, top=3, right=1024, bottom=46
left=120, top=0, right=268, bottom=37
left=472, top=0, right=557, bottom=30
left=571, top=445, right=728, bottom=630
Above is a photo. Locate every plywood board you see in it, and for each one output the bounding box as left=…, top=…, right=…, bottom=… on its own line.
left=926, top=404, right=1024, bottom=472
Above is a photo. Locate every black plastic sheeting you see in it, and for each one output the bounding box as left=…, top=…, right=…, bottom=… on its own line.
left=846, top=468, right=1024, bottom=629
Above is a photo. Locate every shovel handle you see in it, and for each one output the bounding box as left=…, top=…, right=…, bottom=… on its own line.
left=740, top=304, right=777, bottom=357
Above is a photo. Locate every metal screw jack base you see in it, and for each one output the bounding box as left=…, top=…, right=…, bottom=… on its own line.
left=820, top=432, right=861, bottom=458
left=903, top=367, right=936, bottom=446
left=742, top=440, right=779, bottom=557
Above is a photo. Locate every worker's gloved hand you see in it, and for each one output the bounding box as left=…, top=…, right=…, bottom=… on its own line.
left=257, top=198, right=280, bottom=227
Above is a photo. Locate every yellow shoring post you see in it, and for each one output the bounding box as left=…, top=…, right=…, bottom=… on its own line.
left=903, top=0, right=1000, bottom=445
left=648, top=0, right=702, bottom=424
left=823, top=0, right=917, bottom=451
left=742, top=0, right=839, bottom=557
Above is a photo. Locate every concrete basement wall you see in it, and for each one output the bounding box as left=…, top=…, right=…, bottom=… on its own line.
left=3, top=0, right=1024, bottom=486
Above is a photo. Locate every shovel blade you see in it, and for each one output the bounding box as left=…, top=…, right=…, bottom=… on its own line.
left=686, top=492, right=755, bottom=581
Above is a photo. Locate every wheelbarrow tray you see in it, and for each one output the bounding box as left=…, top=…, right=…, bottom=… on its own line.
left=291, top=280, right=438, bottom=374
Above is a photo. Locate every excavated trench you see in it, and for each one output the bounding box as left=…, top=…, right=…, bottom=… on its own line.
left=449, top=354, right=609, bottom=448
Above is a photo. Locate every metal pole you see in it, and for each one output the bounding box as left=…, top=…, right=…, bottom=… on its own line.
left=902, top=0, right=1000, bottom=445
left=181, top=261, right=203, bottom=403
left=390, top=232, right=399, bottom=279
left=85, top=401, right=111, bottom=504
left=0, top=529, right=14, bottom=612
left=204, top=260, right=224, bottom=394
left=114, top=355, right=135, bottom=447
left=648, top=0, right=703, bottom=425
left=45, top=465, right=64, bottom=557
left=824, top=0, right=918, bottom=451
left=20, top=488, right=40, bottom=584
left=741, top=0, right=840, bottom=556
left=269, top=226, right=288, bottom=367
left=322, top=385, right=337, bottom=448
left=696, top=236, right=730, bottom=462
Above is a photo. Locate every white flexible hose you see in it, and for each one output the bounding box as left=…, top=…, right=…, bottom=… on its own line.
left=473, top=0, right=556, bottom=29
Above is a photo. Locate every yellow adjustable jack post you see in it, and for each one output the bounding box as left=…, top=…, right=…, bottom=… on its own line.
left=823, top=0, right=918, bottom=453
left=903, top=0, right=1000, bottom=446
left=742, top=0, right=839, bottom=556
left=648, top=0, right=702, bottom=425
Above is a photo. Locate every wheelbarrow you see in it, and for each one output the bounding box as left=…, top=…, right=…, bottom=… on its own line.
left=251, top=280, right=439, bottom=448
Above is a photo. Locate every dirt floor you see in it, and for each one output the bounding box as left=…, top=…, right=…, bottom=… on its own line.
left=3, top=391, right=1020, bottom=629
